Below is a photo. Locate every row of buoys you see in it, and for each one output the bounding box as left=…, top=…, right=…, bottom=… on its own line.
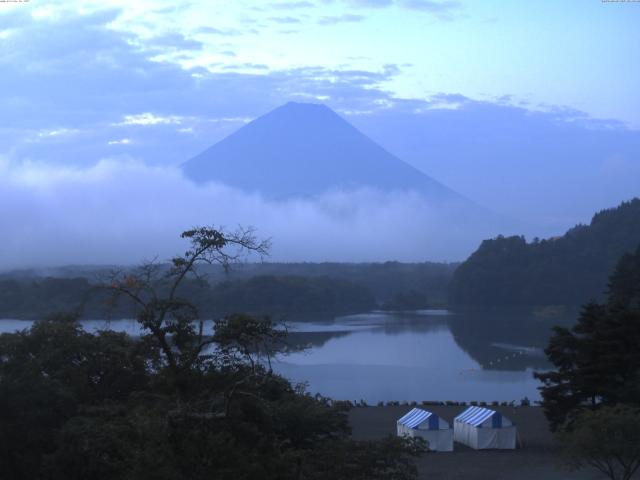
left=458, top=349, right=530, bottom=376
left=488, top=350, right=526, bottom=366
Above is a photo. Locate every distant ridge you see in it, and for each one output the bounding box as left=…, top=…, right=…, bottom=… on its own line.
left=183, top=102, right=468, bottom=204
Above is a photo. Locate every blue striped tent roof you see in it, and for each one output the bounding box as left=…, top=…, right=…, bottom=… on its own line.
left=455, top=406, right=499, bottom=427
left=397, top=408, right=434, bottom=429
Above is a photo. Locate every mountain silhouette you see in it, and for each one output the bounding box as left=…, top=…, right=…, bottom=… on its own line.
left=183, top=102, right=470, bottom=204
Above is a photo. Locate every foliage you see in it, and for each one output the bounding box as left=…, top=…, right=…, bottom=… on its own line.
left=450, top=198, right=640, bottom=306
left=608, top=247, right=640, bottom=311
left=381, top=289, right=429, bottom=311
left=300, top=435, right=427, bottom=480
left=0, top=262, right=455, bottom=320
left=535, top=245, right=640, bottom=430
left=559, top=405, right=640, bottom=480
left=206, top=274, right=375, bottom=317
left=0, top=277, right=97, bottom=319
left=0, top=313, right=149, bottom=479
left=0, top=226, right=425, bottom=480
left=0, top=274, right=375, bottom=320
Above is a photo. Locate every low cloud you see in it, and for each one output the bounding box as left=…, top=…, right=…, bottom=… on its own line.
left=399, top=0, right=461, bottom=17
left=318, top=14, right=365, bottom=25
left=115, top=113, right=185, bottom=126
left=37, top=128, right=79, bottom=139
left=107, top=138, right=132, bottom=145
left=0, top=159, right=493, bottom=269
left=269, top=1, right=315, bottom=8
left=194, top=26, right=242, bottom=36
left=342, top=0, right=461, bottom=19
left=145, top=32, right=204, bottom=51
left=343, top=0, right=394, bottom=7
left=268, top=16, right=302, bottom=24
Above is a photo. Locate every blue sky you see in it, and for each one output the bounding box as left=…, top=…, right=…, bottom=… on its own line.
left=0, top=0, right=639, bottom=266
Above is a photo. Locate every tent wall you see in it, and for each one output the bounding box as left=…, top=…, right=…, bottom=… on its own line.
left=476, top=426, right=516, bottom=449
left=454, top=423, right=516, bottom=450
left=415, top=429, right=454, bottom=452
left=453, top=421, right=477, bottom=448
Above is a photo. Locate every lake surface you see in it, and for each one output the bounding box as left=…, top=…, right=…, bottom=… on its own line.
left=278, top=309, right=555, bottom=403
left=0, top=308, right=569, bottom=403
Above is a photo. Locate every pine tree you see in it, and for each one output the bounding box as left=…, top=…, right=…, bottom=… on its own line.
left=535, top=244, right=640, bottom=431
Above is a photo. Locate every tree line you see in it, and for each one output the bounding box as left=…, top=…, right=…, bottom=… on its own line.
left=0, top=274, right=375, bottom=320
left=0, top=262, right=456, bottom=320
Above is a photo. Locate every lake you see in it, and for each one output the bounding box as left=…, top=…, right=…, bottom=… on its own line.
left=0, top=308, right=570, bottom=403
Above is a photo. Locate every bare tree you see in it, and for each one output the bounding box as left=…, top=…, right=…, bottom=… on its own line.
left=107, top=226, right=270, bottom=378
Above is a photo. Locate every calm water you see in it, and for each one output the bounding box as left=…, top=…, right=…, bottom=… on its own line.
left=278, top=309, right=555, bottom=403
left=0, top=308, right=568, bottom=403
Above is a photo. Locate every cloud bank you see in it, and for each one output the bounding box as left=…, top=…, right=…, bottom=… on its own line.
left=0, top=158, right=492, bottom=269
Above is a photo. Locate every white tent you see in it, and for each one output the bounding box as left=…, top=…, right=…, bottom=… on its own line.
left=453, top=406, right=516, bottom=450
left=396, top=408, right=453, bottom=451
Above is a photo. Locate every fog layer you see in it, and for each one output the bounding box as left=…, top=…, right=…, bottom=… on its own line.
left=0, top=158, right=503, bottom=269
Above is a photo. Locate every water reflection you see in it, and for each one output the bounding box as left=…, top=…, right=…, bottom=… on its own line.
left=0, top=308, right=576, bottom=402
left=447, top=307, right=576, bottom=372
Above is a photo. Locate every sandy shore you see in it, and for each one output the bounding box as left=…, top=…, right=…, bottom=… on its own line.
left=349, top=405, right=602, bottom=480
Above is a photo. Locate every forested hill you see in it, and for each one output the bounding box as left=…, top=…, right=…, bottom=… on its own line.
left=0, top=275, right=375, bottom=320
left=449, top=198, right=640, bottom=306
